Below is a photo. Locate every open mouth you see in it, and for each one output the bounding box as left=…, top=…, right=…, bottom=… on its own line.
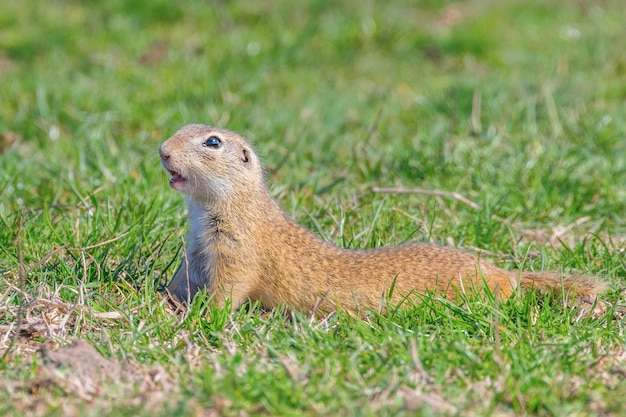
left=167, top=169, right=187, bottom=188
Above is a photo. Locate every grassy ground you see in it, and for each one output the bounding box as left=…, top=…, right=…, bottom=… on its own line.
left=1, top=0, right=625, bottom=415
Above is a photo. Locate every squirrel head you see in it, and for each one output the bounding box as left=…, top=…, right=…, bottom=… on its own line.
left=159, top=124, right=264, bottom=204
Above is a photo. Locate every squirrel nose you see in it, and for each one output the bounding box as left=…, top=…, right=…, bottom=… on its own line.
left=159, top=145, right=170, bottom=160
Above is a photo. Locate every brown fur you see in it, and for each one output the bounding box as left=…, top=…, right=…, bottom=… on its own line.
left=159, top=124, right=606, bottom=314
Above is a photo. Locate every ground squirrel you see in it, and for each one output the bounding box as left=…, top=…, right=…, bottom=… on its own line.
left=159, top=124, right=606, bottom=314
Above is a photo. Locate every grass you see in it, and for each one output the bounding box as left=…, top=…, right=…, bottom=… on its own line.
left=1, top=0, right=625, bottom=415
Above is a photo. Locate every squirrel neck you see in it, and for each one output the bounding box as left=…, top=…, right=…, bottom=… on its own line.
left=188, top=186, right=330, bottom=251
left=187, top=188, right=270, bottom=244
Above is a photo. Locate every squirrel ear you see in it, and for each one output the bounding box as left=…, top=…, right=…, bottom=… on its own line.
left=241, top=148, right=250, bottom=163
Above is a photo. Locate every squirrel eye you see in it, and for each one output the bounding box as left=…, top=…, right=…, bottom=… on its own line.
left=203, top=136, right=222, bottom=148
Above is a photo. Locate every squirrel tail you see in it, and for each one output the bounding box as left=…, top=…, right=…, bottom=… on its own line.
left=519, top=272, right=607, bottom=300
